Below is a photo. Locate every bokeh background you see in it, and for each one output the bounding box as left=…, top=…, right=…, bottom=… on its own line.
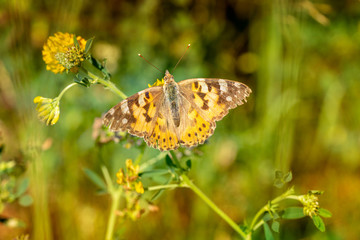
left=1, top=0, right=360, bottom=239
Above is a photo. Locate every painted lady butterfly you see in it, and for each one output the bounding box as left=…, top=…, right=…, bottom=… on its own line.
left=103, top=70, right=251, bottom=151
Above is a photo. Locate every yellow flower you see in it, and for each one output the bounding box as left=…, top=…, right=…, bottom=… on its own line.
left=126, top=159, right=139, bottom=177
left=116, top=159, right=144, bottom=194
left=116, top=169, right=125, bottom=185
left=134, top=181, right=144, bottom=194
left=148, top=78, right=164, bottom=88
left=42, top=32, right=87, bottom=74
left=299, top=193, right=320, bottom=218
left=33, top=96, right=60, bottom=125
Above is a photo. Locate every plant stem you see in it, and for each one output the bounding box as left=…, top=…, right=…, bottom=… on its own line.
left=167, top=152, right=246, bottom=237
left=140, top=152, right=167, bottom=171
left=180, top=174, right=247, bottom=239
left=58, top=82, right=77, bottom=100
left=96, top=77, right=127, bottom=100
left=102, top=166, right=122, bottom=240
left=147, top=184, right=181, bottom=191
left=247, top=187, right=296, bottom=238
left=105, top=188, right=122, bottom=240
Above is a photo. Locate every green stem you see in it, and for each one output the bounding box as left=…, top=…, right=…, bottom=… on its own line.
left=169, top=151, right=182, bottom=168
left=147, top=184, right=181, bottom=191
left=102, top=166, right=122, bottom=240
left=180, top=174, right=247, bottom=239
left=96, top=77, right=127, bottom=100
left=134, top=146, right=146, bottom=165
left=247, top=187, right=296, bottom=239
left=139, top=152, right=168, bottom=171
left=105, top=187, right=122, bottom=240
left=58, top=82, right=77, bottom=100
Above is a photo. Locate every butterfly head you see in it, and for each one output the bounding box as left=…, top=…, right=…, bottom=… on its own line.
left=164, top=70, right=174, bottom=84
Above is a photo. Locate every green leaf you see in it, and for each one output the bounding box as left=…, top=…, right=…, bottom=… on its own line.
left=165, top=155, right=176, bottom=168
left=263, top=212, right=272, bottom=222
left=275, top=170, right=283, bottom=179
left=263, top=221, right=274, bottom=240
left=15, top=178, right=29, bottom=198
left=271, top=221, right=280, bottom=233
left=85, top=37, right=94, bottom=54
left=84, top=168, right=107, bottom=190
left=282, top=207, right=305, bottom=219
left=274, top=179, right=284, bottom=188
left=272, top=211, right=280, bottom=220
left=284, top=171, right=292, bottom=183
left=185, top=159, right=192, bottom=170
left=18, top=195, right=33, bottom=207
left=312, top=215, right=325, bottom=232
left=318, top=208, right=332, bottom=218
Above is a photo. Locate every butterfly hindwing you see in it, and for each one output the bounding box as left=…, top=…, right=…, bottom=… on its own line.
left=177, top=97, right=215, bottom=147
left=145, top=110, right=180, bottom=151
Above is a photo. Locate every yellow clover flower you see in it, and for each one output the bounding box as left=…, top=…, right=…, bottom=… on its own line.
left=299, top=193, right=320, bottom=218
left=42, top=32, right=87, bottom=74
left=116, top=159, right=144, bottom=194
left=33, top=96, right=60, bottom=125
left=148, top=78, right=164, bottom=88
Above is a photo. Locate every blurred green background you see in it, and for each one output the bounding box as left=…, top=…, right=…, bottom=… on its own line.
left=1, top=0, right=360, bottom=239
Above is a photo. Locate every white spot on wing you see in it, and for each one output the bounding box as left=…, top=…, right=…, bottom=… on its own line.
left=199, top=81, right=208, bottom=93
left=121, top=101, right=130, bottom=114
left=108, top=108, right=115, bottom=114
left=234, top=82, right=241, bottom=88
left=122, top=118, right=128, bottom=124
left=219, top=79, right=228, bottom=93
left=138, top=94, right=145, bottom=106
left=226, top=96, right=232, bottom=101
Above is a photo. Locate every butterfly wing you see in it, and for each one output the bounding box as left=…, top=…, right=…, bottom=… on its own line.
left=177, top=78, right=251, bottom=147
left=103, top=86, right=181, bottom=151
left=103, top=86, right=163, bottom=139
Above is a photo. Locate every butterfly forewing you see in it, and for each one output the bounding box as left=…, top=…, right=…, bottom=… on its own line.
left=178, top=78, right=251, bottom=121
left=103, top=86, right=163, bottom=136
left=175, top=78, right=251, bottom=148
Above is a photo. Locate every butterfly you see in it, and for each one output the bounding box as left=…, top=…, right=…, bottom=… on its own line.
left=103, top=70, right=251, bottom=151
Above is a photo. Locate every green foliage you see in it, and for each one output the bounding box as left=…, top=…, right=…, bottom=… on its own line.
left=263, top=221, right=274, bottom=240
left=84, top=168, right=107, bottom=192
left=312, top=215, right=326, bottom=232
left=282, top=207, right=306, bottom=219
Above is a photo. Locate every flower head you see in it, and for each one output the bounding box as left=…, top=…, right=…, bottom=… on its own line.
left=116, top=159, right=144, bottom=194
left=42, top=32, right=87, bottom=74
left=299, top=192, right=320, bottom=218
left=33, top=96, right=60, bottom=125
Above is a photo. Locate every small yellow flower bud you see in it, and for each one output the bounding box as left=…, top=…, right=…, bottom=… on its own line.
left=134, top=181, right=144, bottom=194
left=33, top=96, right=60, bottom=125
left=116, top=169, right=125, bottom=185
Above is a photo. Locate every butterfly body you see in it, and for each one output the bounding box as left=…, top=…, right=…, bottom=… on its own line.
left=103, top=70, right=251, bottom=151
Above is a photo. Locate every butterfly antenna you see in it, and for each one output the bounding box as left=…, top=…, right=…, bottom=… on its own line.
left=172, top=44, right=191, bottom=72
left=138, top=53, right=163, bottom=73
